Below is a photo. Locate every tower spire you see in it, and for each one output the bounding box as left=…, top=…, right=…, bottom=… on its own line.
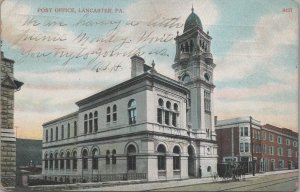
left=191, top=4, right=194, bottom=12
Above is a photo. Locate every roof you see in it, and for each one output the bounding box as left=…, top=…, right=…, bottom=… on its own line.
left=183, top=7, right=203, bottom=32
left=43, top=111, right=78, bottom=127
left=1, top=74, right=24, bottom=90
left=263, top=124, right=298, bottom=137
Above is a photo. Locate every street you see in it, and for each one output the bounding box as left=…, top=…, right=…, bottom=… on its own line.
left=154, top=171, right=298, bottom=192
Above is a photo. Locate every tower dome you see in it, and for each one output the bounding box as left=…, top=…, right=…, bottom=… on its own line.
left=183, top=7, right=203, bottom=32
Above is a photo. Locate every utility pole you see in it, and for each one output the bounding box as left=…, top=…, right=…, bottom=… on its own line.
left=250, top=116, right=255, bottom=176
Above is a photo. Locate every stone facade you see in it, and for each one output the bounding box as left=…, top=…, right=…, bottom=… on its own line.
left=0, top=52, right=23, bottom=186
left=42, top=9, right=218, bottom=183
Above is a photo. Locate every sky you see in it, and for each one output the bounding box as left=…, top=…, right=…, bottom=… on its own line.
left=1, top=0, right=298, bottom=139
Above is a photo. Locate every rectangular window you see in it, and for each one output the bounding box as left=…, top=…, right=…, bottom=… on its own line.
left=157, top=108, right=163, bottom=124
left=165, top=111, right=170, bottom=125
left=269, top=134, right=274, bottom=142
left=286, top=139, right=290, bottom=145
left=240, top=143, right=244, bottom=152
left=67, top=125, right=70, bottom=138
left=277, top=147, right=283, bottom=156
left=172, top=113, right=177, bottom=127
left=74, top=122, right=77, bottom=137
left=45, top=130, right=48, bottom=142
left=56, top=127, right=58, bottom=140
left=277, top=136, right=282, bottom=144
left=244, top=127, right=248, bottom=136
left=293, top=141, right=298, bottom=147
left=269, top=146, right=274, bottom=155
left=84, top=121, right=88, bottom=134
left=263, top=131, right=267, bottom=140
left=257, top=131, right=260, bottom=140
left=204, top=91, right=211, bottom=112
left=245, top=143, right=249, bottom=152
left=61, top=126, right=64, bottom=139
left=107, top=114, right=111, bottom=123
left=89, top=119, right=93, bottom=133
left=50, top=129, right=53, bottom=141
left=94, top=119, right=98, bottom=132
left=288, top=149, right=292, bottom=157
left=240, top=127, right=244, bottom=136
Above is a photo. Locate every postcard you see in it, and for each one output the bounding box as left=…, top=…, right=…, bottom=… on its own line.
left=0, top=0, right=298, bottom=191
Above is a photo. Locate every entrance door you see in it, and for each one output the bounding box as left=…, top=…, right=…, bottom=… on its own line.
left=188, top=145, right=195, bottom=177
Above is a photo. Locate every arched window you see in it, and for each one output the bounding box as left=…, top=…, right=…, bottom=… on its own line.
left=127, top=145, right=136, bottom=170
left=92, top=148, right=99, bottom=169
left=84, top=114, right=88, bottom=134
left=72, top=151, right=77, bottom=170
left=157, top=144, right=166, bottom=170
left=55, top=126, right=58, bottom=140
left=74, top=121, right=77, bottom=137
left=54, top=153, right=59, bottom=169
left=50, top=128, right=53, bottom=141
left=173, top=146, right=180, bottom=170
left=157, top=99, right=163, bottom=124
left=94, top=111, right=98, bottom=132
left=44, top=154, right=48, bottom=169
left=128, top=99, right=136, bottom=124
left=165, top=101, right=171, bottom=125
left=61, top=125, right=64, bottom=139
left=67, top=123, right=70, bottom=138
left=113, top=105, right=117, bottom=122
left=204, top=73, right=210, bottom=81
left=107, top=107, right=111, bottom=123
left=66, top=151, right=71, bottom=169
left=45, top=130, right=48, bottom=142
left=60, top=152, right=64, bottom=169
left=172, top=103, right=178, bottom=127
left=106, top=150, right=110, bottom=165
left=50, top=153, right=53, bottom=169
left=112, top=149, right=116, bottom=164
left=82, top=149, right=88, bottom=170
left=89, top=112, right=93, bottom=133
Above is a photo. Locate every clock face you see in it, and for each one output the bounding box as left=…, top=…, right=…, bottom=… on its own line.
left=204, top=73, right=210, bottom=81
left=182, top=74, right=191, bottom=83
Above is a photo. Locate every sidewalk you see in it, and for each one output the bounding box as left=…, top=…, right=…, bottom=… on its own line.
left=68, top=169, right=298, bottom=191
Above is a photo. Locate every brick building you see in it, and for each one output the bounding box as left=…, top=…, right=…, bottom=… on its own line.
left=216, top=116, right=298, bottom=173
left=0, top=52, right=23, bottom=186
left=260, top=124, right=298, bottom=172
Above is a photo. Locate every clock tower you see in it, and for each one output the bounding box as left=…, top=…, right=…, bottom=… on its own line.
left=172, top=7, right=216, bottom=141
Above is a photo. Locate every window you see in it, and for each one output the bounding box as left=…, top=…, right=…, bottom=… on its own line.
left=50, top=128, right=53, bottom=141
left=60, top=152, right=64, bottom=169
left=277, top=136, right=282, bottom=144
left=277, top=147, right=283, bottom=156
left=173, top=146, right=180, bottom=170
left=240, top=143, right=244, bottom=152
left=61, top=125, right=64, bottom=140
left=45, top=130, right=48, bottom=142
left=293, top=141, right=298, bottom=147
left=66, top=151, right=71, bottom=169
left=56, top=126, right=58, bottom=140
left=107, top=107, right=111, bottom=123
left=84, top=114, right=88, bottom=134
left=263, top=131, right=267, bottom=140
left=112, top=149, right=116, bottom=164
left=165, top=111, right=170, bottom=125
left=67, top=123, right=70, bottom=138
left=269, top=134, right=274, bottom=142
left=182, top=74, right=190, bottom=83
left=44, top=154, right=48, bottom=169
left=157, top=108, right=163, bottom=124
left=82, top=149, right=88, bottom=169
left=269, top=146, right=274, bottom=155
left=113, top=105, right=117, bottom=122
left=257, top=131, right=261, bottom=140
left=54, top=153, right=58, bottom=169
left=157, top=144, right=166, bottom=170
left=49, top=153, right=53, bottom=169
left=106, top=150, right=110, bottom=165
left=89, top=113, right=93, bottom=133
left=286, top=138, right=291, bottom=145
left=240, top=127, right=249, bottom=137
left=256, top=145, right=261, bottom=153
left=204, top=91, right=211, bottom=112
left=74, top=121, right=77, bottom=137
left=245, top=143, right=249, bottom=152
left=92, top=148, right=99, bottom=169
left=128, top=99, right=136, bottom=124
left=72, top=151, right=77, bottom=170
left=127, top=145, right=136, bottom=170
left=288, top=149, right=292, bottom=157
left=94, top=111, right=98, bottom=132
left=172, top=113, right=177, bottom=127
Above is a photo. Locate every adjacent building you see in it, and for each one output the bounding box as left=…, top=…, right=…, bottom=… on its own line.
left=216, top=116, right=298, bottom=173
left=42, top=8, right=218, bottom=183
left=0, top=52, right=23, bottom=186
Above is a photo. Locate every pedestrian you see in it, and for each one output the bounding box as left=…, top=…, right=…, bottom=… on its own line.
left=199, top=166, right=202, bottom=178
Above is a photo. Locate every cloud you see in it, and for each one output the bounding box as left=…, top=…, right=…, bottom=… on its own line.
left=215, top=11, right=298, bottom=81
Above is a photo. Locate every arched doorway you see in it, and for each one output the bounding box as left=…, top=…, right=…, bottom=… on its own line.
left=188, top=145, right=195, bottom=177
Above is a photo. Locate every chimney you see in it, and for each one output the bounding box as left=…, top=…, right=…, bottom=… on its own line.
left=214, top=116, right=218, bottom=125
left=131, top=55, right=145, bottom=78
